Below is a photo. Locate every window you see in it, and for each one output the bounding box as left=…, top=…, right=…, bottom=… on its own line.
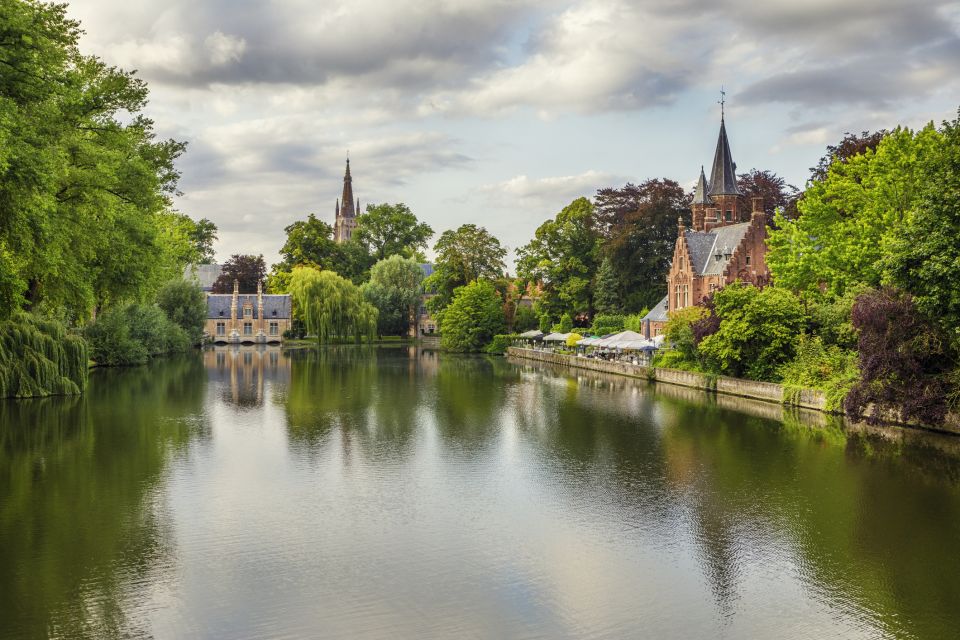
left=244, top=322, right=253, bottom=335
left=745, top=254, right=752, bottom=266
left=243, top=306, right=253, bottom=318
left=269, top=321, right=279, bottom=336
left=675, top=284, right=683, bottom=309
left=683, top=285, right=689, bottom=308
left=709, top=283, right=717, bottom=293
left=216, top=321, right=225, bottom=336
left=725, top=209, right=733, bottom=221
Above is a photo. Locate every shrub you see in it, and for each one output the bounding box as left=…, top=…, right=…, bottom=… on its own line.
left=844, top=287, right=954, bottom=425
left=623, top=311, right=648, bottom=333
left=156, top=279, right=207, bottom=344
left=566, top=332, right=582, bottom=347
left=86, top=304, right=191, bottom=366
left=697, top=282, right=807, bottom=381
left=441, top=280, right=507, bottom=352
left=554, top=313, right=573, bottom=333
left=589, top=314, right=624, bottom=336
left=662, top=306, right=709, bottom=366
left=513, top=305, right=539, bottom=332
left=485, top=334, right=518, bottom=354
left=778, top=334, right=859, bottom=410
left=0, top=313, right=88, bottom=398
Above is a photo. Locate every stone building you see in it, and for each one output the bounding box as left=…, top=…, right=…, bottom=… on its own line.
left=333, top=159, right=361, bottom=243
left=205, top=280, right=292, bottom=344
left=642, top=114, right=771, bottom=339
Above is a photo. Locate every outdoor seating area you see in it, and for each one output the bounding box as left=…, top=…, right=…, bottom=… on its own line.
left=513, top=329, right=664, bottom=365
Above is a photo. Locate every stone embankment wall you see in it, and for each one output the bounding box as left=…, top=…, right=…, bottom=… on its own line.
left=507, top=347, right=822, bottom=413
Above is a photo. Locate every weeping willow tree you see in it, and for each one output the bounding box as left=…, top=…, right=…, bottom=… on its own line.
left=0, top=313, right=88, bottom=398
left=288, top=267, right=378, bottom=344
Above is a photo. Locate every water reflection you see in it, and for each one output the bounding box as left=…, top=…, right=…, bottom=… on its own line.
left=2, top=349, right=960, bottom=638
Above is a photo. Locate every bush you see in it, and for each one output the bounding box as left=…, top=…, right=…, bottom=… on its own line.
left=779, top=334, right=859, bottom=410
left=513, top=305, right=538, bottom=332
left=844, top=287, right=953, bottom=425
left=485, top=334, right=518, bottom=354
left=623, top=310, right=647, bottom=333
left=589, top=314, right=624, bottom=336
left=565, top=332, right=582, bottom=347
left=553, top=313, right=573, bottom=333
left=697, top=282, right=807, bottom=381
left=441, top=280, right=507, bottom=352
left=86, top=304, right=191, bottom=366
left=156, top=279, right=207, bottom=344
left=662, top=306, right=709, bottom=366
left=0, top=312, right=88, bottom=398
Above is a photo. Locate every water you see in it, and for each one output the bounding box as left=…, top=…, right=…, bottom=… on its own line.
left=3, top=346, right=960, bottom=639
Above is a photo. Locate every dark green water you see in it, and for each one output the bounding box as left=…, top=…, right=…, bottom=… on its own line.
left=3, top=347, right=960, bottom=639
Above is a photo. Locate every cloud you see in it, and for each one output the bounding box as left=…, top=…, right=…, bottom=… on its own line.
left=479, top=170, right=627, bottom=208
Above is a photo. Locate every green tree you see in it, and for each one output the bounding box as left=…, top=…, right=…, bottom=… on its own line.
left=517, top=197, right=601, bottom=324
left=440, top=280, right=506, bottom=352
left=883, top=110, right=960, bottom=343
left=425, top=224, right=506, bottom=320
left=211, top=254, right=267, bottom=293
left=767, top=125, right=941, bottom=298
left=278, top=214, right=341, bottom=270
left=287, top=266, right=377, bottom=344
left=594, top=180, right=688, bottom=312
left=354, top=203, right=433, bottom=261
left=698, top=283, right=807, bottom=381
left=0, top=1, right=196, bottom=320
left=156, top=279, right=207, bottom=344
left=362, top=255, right=424, bottom=336
left=188, top=218, right=218, bottom=264
left=593, top=256, right=621, bottom=315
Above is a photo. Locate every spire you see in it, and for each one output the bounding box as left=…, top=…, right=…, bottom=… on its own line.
left=707, top=114, right=740, bottom=197
left=335, top=198, right=340, bottom=217
left=356, top=198, right=360, bottom=216
left=340, top=158, right=355, bottom=218
left=693, top=165, right=712, bottom=205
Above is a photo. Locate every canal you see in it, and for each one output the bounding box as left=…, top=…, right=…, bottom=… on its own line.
left=2, top=346, right=960, bottom=639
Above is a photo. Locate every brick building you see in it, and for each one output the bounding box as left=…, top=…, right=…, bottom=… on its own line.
left=206, top=280, right=292, bottom=344
left=642, top=114, right=770, bottom=339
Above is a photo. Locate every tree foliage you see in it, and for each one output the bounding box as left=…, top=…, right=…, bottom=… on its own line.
left=440, top=280, right=506, bottom=352
left=425, top=224, right=506, bottom=320
left=0, top=312, right=87, bottom=398
left=517, top=197, right=601, bottom=324
left=156, top=279, right=207, bottom=344
left=211, top=254, right=267, bottom=294
left=84, top=304, right=191, bottom=366
left=697, top=283, right=807, bottom=381
left=0, top=1, right=196, bottom=320
left=594, top=180, right=688, bottom=312
left=362, top=255, right=424, bottom=336
left=844, top=288, right=954, bottom=425
left=287, top=266, right=377, bottom=344
left=354, top=203, right=433, bottom=261
left=736, top=169, right=799, bottom=220
left=767, top=125, right=941, bottom=298
left=810, top=130, right=888, bottom=182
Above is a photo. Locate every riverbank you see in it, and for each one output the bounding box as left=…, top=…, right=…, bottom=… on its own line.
left=507, top=347, right=960, bottom=436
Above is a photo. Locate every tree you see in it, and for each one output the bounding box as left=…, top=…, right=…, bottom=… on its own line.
left=278, top=214, right=341, bottom=270
left=516, top=197, right=601, bottom=324
left=883, top=110, right=960, bottom=344
left=697, top=283, right=807, bottom=381
left=593, top=256, right=621, bottom=315
left=735, top=169, right=799, bottom=220
left=810, top=130, right=888, bottom=182
left=844, top=288, right=953, bottom=425
left=156, top=279, right=207, bottom=344
left=440, top=280, right=506, bottom=352
left=766, top=125, right=941, bottom=298
left=0, top=1, right=196, bottom=321
left=354, top=203, right=433, bottom=261
left=287, top=266, right=377, bottom=344
left=211, top=254, right=267, bottom=293
left=362, top=255, right=424, bottom=336
left=425, top=224, right=506, bottom=319
left=188, top=218, right=218, bottom=264
left=594, top=180, right=688, bottom=312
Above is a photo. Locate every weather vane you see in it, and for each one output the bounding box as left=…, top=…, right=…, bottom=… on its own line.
left=718, top=86, right=726, bottom=119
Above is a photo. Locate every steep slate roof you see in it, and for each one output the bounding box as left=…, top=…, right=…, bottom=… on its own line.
left=340, top=159, right=356, bottom=218
left=707, top=118, right=741, bottom=197
left=681, top=220, right=751, bottom=277
left=206, top=294, right=292, bottom=320
left=184, top=264, right=223, bottom=291
left=643, top=295, right=669, bottom=323
left=692, top=166, right=712, bottom=205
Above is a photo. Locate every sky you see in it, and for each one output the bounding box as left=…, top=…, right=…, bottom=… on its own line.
left=69, top=0, right=960, bottom=268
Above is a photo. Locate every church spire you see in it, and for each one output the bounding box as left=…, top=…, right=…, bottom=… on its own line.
left=340, top=158, right=356, bottom=218
left=707, top=113, right=740, bottom=197
left=692, top=165, right=712, bottom=205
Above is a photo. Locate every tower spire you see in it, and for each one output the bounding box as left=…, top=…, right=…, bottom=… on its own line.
left=340, top=158, right=355, bottom=218
left=692, top=165, right=712, bottom=205
left=707, top=109, right=740, bottom=197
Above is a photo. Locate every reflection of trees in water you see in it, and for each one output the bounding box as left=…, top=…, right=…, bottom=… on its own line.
left=430, top=355, right=510, bottom=447
left=0, top=354, right=208, bottom=638
left=513, top=358, right=960, bottom=636
left=204, top=346, right=289, bottom=409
